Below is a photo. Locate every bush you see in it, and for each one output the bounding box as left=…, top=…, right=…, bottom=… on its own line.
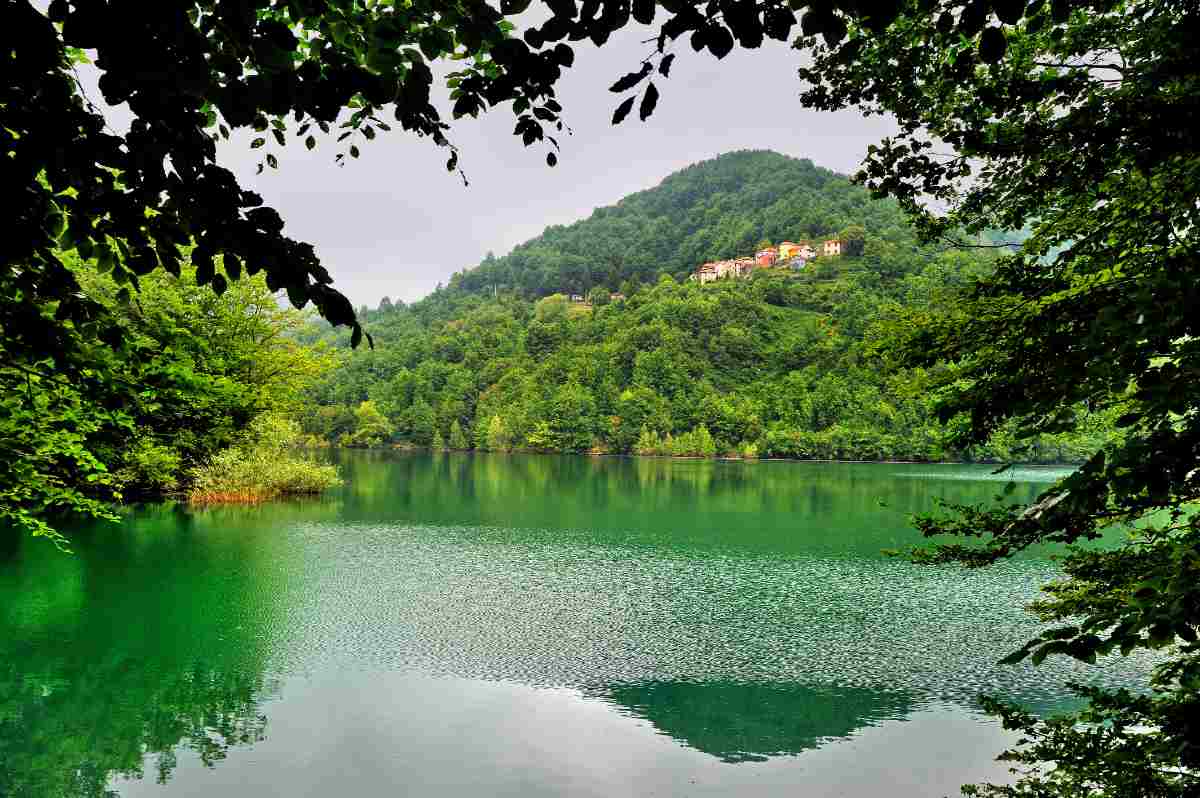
left=480, top=414, right=512, bottom=451
left=668, top=425, right=717, bottom=457
left=348, top=400, right=392, bottom=447
left=116, top=437, right=182, bottom=494
left=448, top=419, right=469, bottom=449
left=634, top=425, right=719, bottom=457
left=635, top=426, right=664, bottom=456
left=188, top=415, right=341, bottom=503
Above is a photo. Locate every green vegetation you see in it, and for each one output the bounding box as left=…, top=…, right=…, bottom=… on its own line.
left=449, top=151, right=909, bottom=292
left=189, top=415, right=341, bottom=504
left=302, top=153, right=1113, bottom=465
left=1, top=256, right=338, bottom=544
left=794, top=2, right=1200, bottom=795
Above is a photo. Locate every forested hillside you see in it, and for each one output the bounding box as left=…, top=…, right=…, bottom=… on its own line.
left=302, top=152, right=1114, bottom=462
left=445, top=150, right=918, bottom=296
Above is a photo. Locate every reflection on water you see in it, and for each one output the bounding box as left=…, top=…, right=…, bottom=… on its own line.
left=0, top=453, right=1146, bottom=796
left=597, top=681, right=916, bottom=763
left=0, top=512, right=286, bottom=796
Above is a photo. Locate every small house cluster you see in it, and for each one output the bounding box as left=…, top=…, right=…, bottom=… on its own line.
left=691, top=238, right=843, bottom=284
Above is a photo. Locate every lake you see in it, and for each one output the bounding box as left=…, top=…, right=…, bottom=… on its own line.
left=0, top=452, right=1151, bottom=797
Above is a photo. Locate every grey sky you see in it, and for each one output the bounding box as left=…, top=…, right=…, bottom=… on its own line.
left=83, top=22, right=895, bottom=307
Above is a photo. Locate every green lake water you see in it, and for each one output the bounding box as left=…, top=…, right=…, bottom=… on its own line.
left=0, top=452, right=1153, bottom=796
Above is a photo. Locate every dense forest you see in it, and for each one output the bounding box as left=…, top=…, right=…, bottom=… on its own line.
left=0, top=255, right=339, bottom=545
left=300, top=151, right=1114, bottom=462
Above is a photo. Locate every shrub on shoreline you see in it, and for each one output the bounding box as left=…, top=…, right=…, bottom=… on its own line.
left=189, top=416, right=341, bottom=504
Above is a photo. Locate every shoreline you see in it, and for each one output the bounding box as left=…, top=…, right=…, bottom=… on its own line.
left=320, top=445, right=1081, bottom=470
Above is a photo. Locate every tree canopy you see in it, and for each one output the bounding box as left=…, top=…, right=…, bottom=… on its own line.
left=792, top=1, right=1200, bottom=793
left=0, top=255, right=334, bottom=547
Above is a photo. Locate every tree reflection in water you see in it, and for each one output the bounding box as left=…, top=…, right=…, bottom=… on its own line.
left=0, top=502, right=330, bottom=797
left=597, top=681, right=916, bottom=763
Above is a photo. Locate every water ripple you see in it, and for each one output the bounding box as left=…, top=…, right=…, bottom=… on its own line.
left=270, top=520, right=1151, bottom=714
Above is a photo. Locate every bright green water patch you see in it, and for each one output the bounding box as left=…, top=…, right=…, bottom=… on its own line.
left=0, top=453, right=1147, bottom=797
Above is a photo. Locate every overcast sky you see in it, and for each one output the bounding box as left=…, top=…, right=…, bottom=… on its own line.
left=85, top=23, right=895, bottom=307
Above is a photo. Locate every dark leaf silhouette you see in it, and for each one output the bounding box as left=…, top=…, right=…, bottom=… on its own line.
left=611, top=95, right=635, bottom=124
left=639, top=82, right=659, bottom=121
left=978, top=26, right=1007, bottom=63
left=609, top=64, right=651, bottom=93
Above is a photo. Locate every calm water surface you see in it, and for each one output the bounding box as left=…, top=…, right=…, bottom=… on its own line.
left=0, top=453, right=1152, bottom=796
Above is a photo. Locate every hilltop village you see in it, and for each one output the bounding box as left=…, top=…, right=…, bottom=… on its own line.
left=690, top=237, right=849, bottom=284
left=561, top=235, right=859, bottom=303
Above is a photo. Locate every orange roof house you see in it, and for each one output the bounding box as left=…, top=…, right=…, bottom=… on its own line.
left=756, top=247, right=778, bottom=266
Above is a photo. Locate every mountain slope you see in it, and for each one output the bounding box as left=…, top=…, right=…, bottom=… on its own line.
left=448, top=150, right=916, bottom=296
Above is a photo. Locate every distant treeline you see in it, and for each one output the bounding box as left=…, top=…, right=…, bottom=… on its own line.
left=300, top=268, right=1113, bottom=464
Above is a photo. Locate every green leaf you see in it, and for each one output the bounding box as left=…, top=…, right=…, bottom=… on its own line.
left=501, top=0, right=533, bottom=14
left=286, top=284, right=307, bottom=309
left=552, top=43, right=574, bottom=67
left=224, top=254, right=242, bottom=281
left=251, top=137, right=266, bottom=149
